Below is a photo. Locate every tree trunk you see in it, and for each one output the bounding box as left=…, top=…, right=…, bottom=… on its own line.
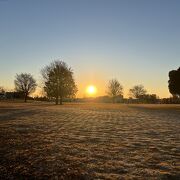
left=55, top=96, right=58, bottom=105
left=60, top=97, right=63, bottom=105
left=24, top=93, right=27, bottom=102
left=112, top=96, right=115, bottom=103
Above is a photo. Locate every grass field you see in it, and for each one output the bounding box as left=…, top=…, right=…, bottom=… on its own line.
left=0, top=102, right=180, bottom=179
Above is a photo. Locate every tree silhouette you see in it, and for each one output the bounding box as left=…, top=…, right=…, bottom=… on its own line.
left=14, top=73, right=37, bottom=102
left=129, top=85, right=147, bottom=99
left=42, top=60, right=77, bottom=105
left=107, top=79, right=123, bottom=103
left=0, top=86, right=5, bottom=93
left=168, top=67, right=180, bottom=97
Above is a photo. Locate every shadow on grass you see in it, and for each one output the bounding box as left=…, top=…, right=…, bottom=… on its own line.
left=0, top=108, right=39, bottom=121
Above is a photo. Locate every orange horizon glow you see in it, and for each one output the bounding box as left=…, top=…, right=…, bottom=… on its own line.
left=30, top=82, right=171, bottom=99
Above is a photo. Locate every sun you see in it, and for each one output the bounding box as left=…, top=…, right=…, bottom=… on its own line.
left=86, top=85, right=97, bottom=96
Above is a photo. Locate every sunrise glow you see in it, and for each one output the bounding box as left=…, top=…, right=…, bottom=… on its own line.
left=86, top=85, right=97, bottom=96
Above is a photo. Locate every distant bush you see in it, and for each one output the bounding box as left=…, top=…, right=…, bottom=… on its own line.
left=34, top=96, right=49, bottom=101
left=137, top=94, right=159, bottom=104
left=161, top=97, right=180, bottom=104
left=6, top=91, right=24, bottom=99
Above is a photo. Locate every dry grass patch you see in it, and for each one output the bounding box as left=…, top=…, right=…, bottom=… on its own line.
left=0, top=102, right=179, bottom=179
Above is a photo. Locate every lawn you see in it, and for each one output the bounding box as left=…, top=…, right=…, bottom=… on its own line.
left=0, top=102, right=179, bottom=179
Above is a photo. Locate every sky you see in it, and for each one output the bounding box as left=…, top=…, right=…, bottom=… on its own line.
left=0, top=0, right=180, bottom=98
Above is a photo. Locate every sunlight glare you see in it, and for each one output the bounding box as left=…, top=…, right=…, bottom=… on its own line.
left=86, top=85, right=97, bottom=95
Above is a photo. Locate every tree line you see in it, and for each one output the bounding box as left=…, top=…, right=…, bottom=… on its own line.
left=0, top=60, right=179, bottom=104
left=107, top=79, right=158, bottom=103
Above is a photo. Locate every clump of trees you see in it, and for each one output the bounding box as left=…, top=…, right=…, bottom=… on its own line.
left=41, top=60, right=77, bottom=105
left=161, top=97, right=180, bottom=104
left=168, top=67, right=180, bottom=98
left=14, top=73, right=37, bottom=102
left=128, top=85, right=159, bottom=103
left=107, top=79, right=123, bottom=103
left=1, top=60, right=77, bottom=104
left=129, top=85, right=147, bottom=99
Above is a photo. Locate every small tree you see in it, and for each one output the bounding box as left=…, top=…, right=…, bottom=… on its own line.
left=0, top=86, right=5, bottom=93
left=14, top=73, right=37, bottom=102
left=168, top=67, right=180, bottom=98
left=41, top=60, right=77, bottom=105
left=129, top=85, right=147, bottom=99
left=107, top=79, right=123, bottom=103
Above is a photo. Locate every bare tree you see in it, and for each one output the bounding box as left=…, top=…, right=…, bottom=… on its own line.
left=107, top=79, right=123, bottom=103
left=14, top=73, right=37, bottom=102
left=0, top=86, right=5, bottom=93
left=41, top=60, right=77, bottom=105
left=129, top=85, right=147, bottom=99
